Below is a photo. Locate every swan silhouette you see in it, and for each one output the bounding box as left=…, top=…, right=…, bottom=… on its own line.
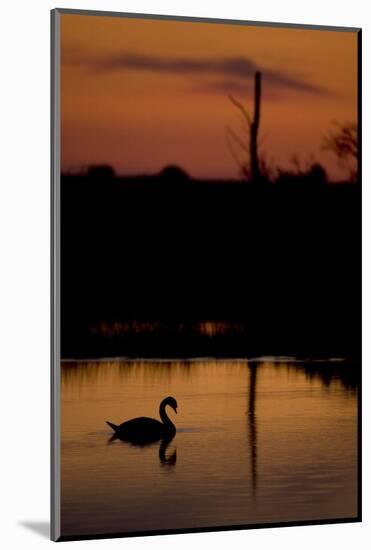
left=106, top=396, right=177, bottom=444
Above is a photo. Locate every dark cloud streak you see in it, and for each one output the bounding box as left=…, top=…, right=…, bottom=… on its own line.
left=68, top=51, right=331, bottom=96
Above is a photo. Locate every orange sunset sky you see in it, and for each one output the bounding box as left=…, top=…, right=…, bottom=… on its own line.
left=61, top=13, right=358, bottom=180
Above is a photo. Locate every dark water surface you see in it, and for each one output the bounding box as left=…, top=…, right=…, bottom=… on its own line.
left=61, top=359, right=358, bottom=537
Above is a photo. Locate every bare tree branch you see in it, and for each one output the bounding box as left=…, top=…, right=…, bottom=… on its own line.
left=227, top=72, right=262, bottom=181
left=228, top=94, right=252, bottom=126
left=225, top=128, right=247, bottom=176
left=226, top=126, right=249, bottom=153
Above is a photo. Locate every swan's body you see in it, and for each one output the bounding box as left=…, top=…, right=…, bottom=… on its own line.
left=106, top=396, right=177, bottom=444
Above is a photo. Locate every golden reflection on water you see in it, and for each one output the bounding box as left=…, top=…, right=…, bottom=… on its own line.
left=61, top=359, right=358, bottom=537
left=90, top=321, right=245, bottom=338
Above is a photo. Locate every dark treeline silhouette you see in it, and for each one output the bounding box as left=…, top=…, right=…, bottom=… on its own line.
left=61, top=166, right=361, bottom=361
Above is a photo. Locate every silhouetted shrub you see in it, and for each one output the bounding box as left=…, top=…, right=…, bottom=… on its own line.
left=275, top=162, right=327, bottom=189
left=304, top=163, right=327, bottom=186
left=87, top=165, right=116, bottom=180
left=158, top=165, right=189, bottom=183
left=322, top=121, right=357, bottom=182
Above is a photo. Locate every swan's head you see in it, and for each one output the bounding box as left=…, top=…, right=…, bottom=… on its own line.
left=163, top=396, right=178, bottom=414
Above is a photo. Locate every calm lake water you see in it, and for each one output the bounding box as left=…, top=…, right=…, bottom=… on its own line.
left=61, top=359, right=358, bottom=537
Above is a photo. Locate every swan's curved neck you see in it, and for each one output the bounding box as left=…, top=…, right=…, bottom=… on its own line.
left=160, top=402, right=175, bottom=431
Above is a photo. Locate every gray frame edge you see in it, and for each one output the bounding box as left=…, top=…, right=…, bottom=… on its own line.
left=53, top=7, right=360, bottom=32
left=51, top=8, right=61, bottom=543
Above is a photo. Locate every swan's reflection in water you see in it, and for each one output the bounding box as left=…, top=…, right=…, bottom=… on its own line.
left=108, top=433, right=177, bottom=467
left=159, top=438, right=177, bottom=466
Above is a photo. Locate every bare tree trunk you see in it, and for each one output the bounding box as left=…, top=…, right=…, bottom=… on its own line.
left=250, top=71, right=261, bottom=181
